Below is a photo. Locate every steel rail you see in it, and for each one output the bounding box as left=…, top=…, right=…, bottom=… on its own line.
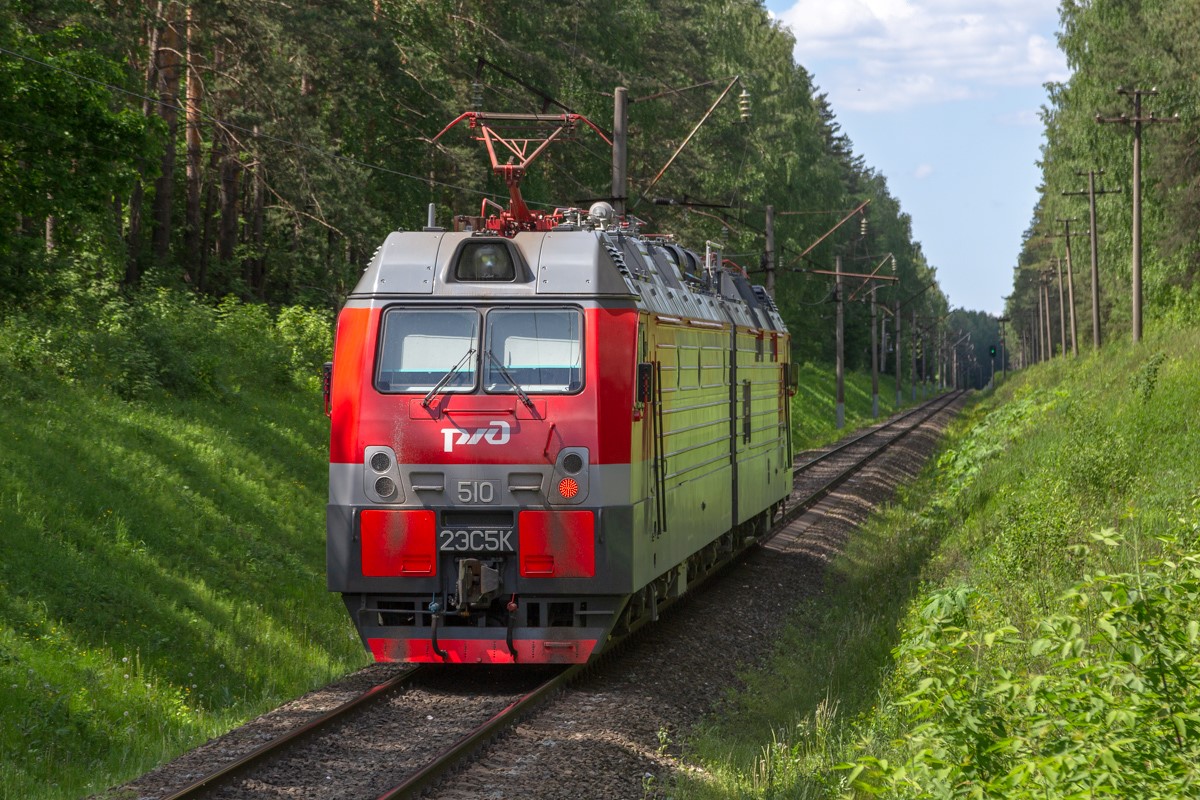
left=793, top=392, right=948, bottom=474
left=376, top=665, right=582, bottom=799
left=780, top=390, right=962, bottom=528
left=159, top=667, right=421, bottom=799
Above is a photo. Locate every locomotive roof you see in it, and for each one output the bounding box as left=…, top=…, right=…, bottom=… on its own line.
left=352, top=228, right=787, bottom=333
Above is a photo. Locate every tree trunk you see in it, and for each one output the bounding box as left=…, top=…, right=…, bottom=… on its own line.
left=125, top=0, right=167, bottom=288
left=243, top=131, right=265, bottom=299
left=199, top=131, right=223, bottom=293
left=151, top=6, right=182, bottom=265
left=184, top=4, right=203, bottom=282
left=218, top=140, right=240, bottom=270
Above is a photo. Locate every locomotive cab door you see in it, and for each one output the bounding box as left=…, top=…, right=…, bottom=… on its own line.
left=635, top=317, right=665, bottom=542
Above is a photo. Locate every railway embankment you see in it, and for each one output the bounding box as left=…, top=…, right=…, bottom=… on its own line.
left=678, top=326, right=1200, bottom=799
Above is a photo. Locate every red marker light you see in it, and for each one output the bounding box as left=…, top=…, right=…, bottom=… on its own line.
left=558, top=477, right=579, bottom=499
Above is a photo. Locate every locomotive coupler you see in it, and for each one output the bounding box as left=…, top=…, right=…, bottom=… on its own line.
left=455, top=558, right=502, bottom=611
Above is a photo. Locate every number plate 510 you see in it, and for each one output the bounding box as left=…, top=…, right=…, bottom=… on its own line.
left=457, top=480, right=499, bottom=504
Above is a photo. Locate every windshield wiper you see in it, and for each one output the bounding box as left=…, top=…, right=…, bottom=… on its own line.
left=422, top=348, right=476, bottom=409
left=485, top=350, right=536, bottom=412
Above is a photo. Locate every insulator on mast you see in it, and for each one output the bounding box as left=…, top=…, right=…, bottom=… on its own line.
left=738, top=88, right=751, bottom=121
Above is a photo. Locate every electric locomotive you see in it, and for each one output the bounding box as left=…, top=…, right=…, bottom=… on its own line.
left=325, top=113, right=797, bottom=664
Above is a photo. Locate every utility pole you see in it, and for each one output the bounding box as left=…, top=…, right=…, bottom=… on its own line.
left=870, top=284, right=879, bottom=417
left=998, top=316, right=1009, bottom=380
left=910, top=308, right=917, bottom=402
left=835, top=255, right=845, bottom=428
left=1042, top=272, right=1055, bottom=358
left=1055, top=256, right=1067, bottom=356
left=1060, top=220, right=1081, bottom=356
left=880, top=314, right=888, bottom=375
left=1064, top=172, right=1120, bottom=349
left=764, top=204, right=775, bottom=298
left=939, top=327, right=947, bottom=390
left=1036, top=277, right=1047, bottom=361
left=1096, top=88, right=1179, bottom=342
left=894, top=294, right=902, bottom=407
left=612, top=87, right=628, bottom=216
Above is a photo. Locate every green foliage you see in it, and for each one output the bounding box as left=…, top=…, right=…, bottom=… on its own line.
left=0, top=285, right=332, bottom=401
left=675, top=326, right=1200, bottom=800
left=1129, top=350, right=1167, bottom=401
left=0, top=293, right=358, bottom=800
left=1, top=0, right=948, bottom=345
left=850, top=519, right=1200, bottom=799
left=0, top=0, right=152, bottom=296
left=1012, top=0, right=1200, bottom=345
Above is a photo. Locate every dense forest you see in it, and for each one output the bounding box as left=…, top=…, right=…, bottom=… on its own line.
left=1, top=0, right=954, bottom=389
left=1011, top=0, right=1200, bottom=359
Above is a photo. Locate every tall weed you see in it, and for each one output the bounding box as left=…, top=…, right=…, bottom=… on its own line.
left=848, top=517, right=1200, bottom=799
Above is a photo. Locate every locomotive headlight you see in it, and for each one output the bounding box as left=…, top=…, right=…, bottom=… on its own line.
left=364, top=446, right=403, bottom=503
left=549, top=447, right=588, bottom=505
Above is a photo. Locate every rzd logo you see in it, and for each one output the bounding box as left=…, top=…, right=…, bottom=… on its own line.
left=441, top=420, right=510, bottom=453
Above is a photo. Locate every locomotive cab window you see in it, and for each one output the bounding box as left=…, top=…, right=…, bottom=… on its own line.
left=456, top=241, right=516, bottom=281
left=484, top=309, right=583, bottom=393
left=375, top=308, right=479, bottom=392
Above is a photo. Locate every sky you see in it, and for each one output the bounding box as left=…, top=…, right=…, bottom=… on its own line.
left=763, top=0, right=1071, bottom=315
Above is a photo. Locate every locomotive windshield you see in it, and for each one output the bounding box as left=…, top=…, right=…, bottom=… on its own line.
left=375, top=309, right=479, bottom=392
left=374, top=307, right=582, bottom=394
left=483, top=309, right=582, bottom=393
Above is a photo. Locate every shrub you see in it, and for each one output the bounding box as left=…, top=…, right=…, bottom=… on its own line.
left=0, top=288, right=329, bottom=401
left=846, top=518, right=1200, bottom=800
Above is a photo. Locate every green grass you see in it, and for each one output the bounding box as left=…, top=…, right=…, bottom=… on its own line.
left=0, top=380, right=369, bottom=799
left=790, top=360, right=933, bottom=449
left=675, top=325, right=1200, bottom=798
left=0, top=287, right=918, bottom=800
left=0, top=292, right=369, bottom=799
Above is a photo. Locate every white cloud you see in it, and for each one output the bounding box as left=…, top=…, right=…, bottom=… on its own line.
left=994, top=108, right=1042, bottom=126
left=776, top=0, right=1069, bottom=112
left=913, top=163, right=935, bottom=179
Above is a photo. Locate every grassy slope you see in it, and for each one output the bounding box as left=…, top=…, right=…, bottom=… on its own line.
left=0, top=328, right=911, bottom=798
left=791, top=361, right=928, bottom=449
left=676, top=326, right=1200, bottom=798
left=0, top=371, right=367, bottom=799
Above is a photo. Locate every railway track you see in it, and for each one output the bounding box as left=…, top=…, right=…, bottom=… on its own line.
left=131, top=390, right=962, bottom=800
left=153, top=665, right=570, bottom=799
left=782, top=389, right=963, bottom=527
